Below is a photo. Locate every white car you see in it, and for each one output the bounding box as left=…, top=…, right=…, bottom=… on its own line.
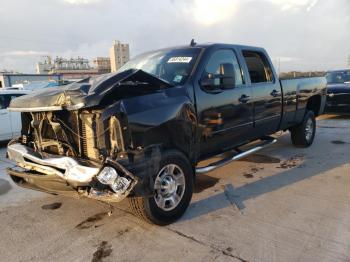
left=0, top=89, right=30, bottom=141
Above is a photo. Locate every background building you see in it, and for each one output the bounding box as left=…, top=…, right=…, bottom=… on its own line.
left=0, top=73, right=61, bottom=88
left=109, top=40, right=130, bottom=72
left=36, top=56, right=53, bottom=74
left=36, top=56, right=99, bottom=80
left=93, top=57, right=111, bottom=74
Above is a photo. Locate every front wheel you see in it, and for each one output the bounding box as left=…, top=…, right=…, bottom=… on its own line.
left=290, top=110, right=316, bottom=147
left=129, top=150, right=193, bottom=225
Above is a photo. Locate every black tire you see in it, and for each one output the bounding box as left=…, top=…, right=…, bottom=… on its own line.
left=128, top=150, right=194, bottom=225
left=290, top=110, right=316, bottom=147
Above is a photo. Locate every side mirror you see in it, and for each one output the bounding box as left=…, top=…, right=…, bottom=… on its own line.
left=219, top=63, right=235, bottom=89
left=200, top=63, right=236, bottom=91
left=200, top=73, right=216, bottom=88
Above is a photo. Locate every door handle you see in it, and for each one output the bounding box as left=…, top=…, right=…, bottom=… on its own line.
left=0, top=112, right=7, bottom=115
left=270, top=89, right=281, bottom=97
left=238, top=94, right=250, bottom=104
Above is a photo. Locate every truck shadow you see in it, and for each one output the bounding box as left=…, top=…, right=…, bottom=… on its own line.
left=182, top=147, right=348, bottom=222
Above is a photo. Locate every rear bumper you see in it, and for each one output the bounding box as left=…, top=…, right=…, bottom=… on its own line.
left=7, top=143, right=138, bottom=202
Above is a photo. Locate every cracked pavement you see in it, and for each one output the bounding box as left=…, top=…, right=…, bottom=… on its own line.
left=0, top=115, right=350, bottom=262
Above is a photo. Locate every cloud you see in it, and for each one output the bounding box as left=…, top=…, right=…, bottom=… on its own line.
left=184, top=0, right=318, bottom=27
left=272, top=57, right=301, bottom=63
left=187, top=0, right=239, bottom=26
left=0, top=0, right=348, bottom=73
left=62, top=0, right=103, bottom=5
left=1, top=51, right=49, bottom=57
left=267, top=0, right=318, bottom=11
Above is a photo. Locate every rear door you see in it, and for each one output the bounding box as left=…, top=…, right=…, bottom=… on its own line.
left=195, top=48, right=254, bottom=158
left=242, top=50, right=282, bottom=137
left=0, top=95, right=12, bottom=140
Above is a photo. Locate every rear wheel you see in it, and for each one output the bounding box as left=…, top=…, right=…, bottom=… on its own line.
left=290, top=110, right=316, bottom=147
left=129, top=150, right=193, bottom=225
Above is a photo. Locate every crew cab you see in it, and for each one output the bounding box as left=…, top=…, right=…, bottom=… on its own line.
left=0, top=89, right=29, bottom=141
left=6, top=43, right=327, bottom=225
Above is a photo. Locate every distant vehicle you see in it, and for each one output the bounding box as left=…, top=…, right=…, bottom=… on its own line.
left=325, top=69, right=350, bottom=114
left=0, top=89, right=29, bottom=141
left=7, top=43, right=326, bottom=225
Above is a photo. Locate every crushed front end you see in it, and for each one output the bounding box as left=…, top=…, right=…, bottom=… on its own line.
left=7, top=109, right=138, bottom=203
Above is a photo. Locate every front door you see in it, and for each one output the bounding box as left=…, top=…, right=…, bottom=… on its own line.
left=196, top=49, right=254, bottom=159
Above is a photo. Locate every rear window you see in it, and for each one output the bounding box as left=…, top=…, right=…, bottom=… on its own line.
left=243, top=51, right=274, bottom=84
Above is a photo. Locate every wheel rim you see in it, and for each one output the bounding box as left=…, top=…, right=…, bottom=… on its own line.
left=154, top=164, right=186, bottom=211
left=305, top=118, right=314, bottom=142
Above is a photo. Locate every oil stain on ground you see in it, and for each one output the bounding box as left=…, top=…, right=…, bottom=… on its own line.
left=332, top=140, right=347, bottom=145
left=92, top=241, right=113, bottom=262
left=194, top=174, right=220, bottom=193
left=0, top=179, right=12, bottom=195
left=278, top=154, right=304, bottom=169
left=243, top=166, right=264, bottom=179
left=239, top=154, right=281, bottom=164
left=41, top=202, right=62, bottom=210
left=243, top=174, right=254, bottom=179
left=116, top=228, right=130, bottom=237
left=76, top=212, right=108, bottom=230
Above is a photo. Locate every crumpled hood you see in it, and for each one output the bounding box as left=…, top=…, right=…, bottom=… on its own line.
left=327, top=83, right=350, bottom=94
left=9, top=69, right=173, bottom=112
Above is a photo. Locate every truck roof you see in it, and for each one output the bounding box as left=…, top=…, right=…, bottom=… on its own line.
left=150, top=43, right=266, bottom=53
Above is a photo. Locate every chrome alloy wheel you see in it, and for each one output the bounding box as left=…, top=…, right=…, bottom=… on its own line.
left=305, top=118, right=314, bottom=142
left=154, top=164, right=186, bottom=211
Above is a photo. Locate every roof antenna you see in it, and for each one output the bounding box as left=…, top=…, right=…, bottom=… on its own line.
left=190, top=39, right=196, bottom=47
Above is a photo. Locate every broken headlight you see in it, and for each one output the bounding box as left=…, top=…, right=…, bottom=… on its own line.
left=97, top=166, right=118, bottom=185
left=96, top=166, right=131, bottom=193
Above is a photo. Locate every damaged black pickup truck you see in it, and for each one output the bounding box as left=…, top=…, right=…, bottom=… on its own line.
left=7, top=43, right=327, bottom=225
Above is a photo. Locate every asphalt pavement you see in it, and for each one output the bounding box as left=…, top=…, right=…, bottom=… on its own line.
left=0, top=115, right=349, bottom=262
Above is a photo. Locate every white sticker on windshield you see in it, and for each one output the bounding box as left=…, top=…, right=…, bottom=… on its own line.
left=167, top=57, right=192, bottom=63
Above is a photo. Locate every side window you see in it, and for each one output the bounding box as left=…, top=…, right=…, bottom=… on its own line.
left=204, top=49, right=243, bottom=86
left=242, top=51, right=274, bottom=84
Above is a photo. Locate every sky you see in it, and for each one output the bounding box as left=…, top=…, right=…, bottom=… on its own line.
left=0, top=0, right=349, bottom=73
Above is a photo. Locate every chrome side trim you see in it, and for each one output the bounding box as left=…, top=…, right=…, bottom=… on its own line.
left=196, top=137, right=277, bottom=174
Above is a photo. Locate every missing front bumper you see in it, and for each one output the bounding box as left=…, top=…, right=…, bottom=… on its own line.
left=7, top=143, right=137, bottom=202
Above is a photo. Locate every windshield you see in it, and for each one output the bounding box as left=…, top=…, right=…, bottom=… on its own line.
left=117, top=48, right=202, bottom=85
left=326, top=70, right=350, bottom=84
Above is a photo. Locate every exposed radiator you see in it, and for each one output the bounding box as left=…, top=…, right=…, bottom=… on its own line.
left=80, top=113, right=100, bottom=160
left=80, top=111, right=124, bottom=160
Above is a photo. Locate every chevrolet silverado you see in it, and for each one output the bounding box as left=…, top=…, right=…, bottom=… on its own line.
left=7, top=43, right=327, bottom=225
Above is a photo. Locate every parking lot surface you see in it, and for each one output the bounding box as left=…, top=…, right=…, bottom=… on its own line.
left=0, top=115, right=349, bottom=262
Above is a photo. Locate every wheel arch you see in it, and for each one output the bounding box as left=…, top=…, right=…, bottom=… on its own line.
left=306, top=95, right=322, bottom=117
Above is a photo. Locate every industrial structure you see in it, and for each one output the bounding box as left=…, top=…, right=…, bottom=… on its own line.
left=93, top=57, right=111, bottom=74
left=34, top=40, right=129, bottom=79
left=36, top=56, right=99, bottom=79
left=109, top=40, right=130, bottom=72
